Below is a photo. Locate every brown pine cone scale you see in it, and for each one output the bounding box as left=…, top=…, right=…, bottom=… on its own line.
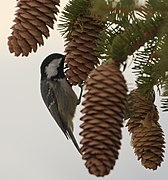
left=65, top=15, right=104, bottom=85
left=80, top=62, right=127, bottom=177
left=126, top=90, right=165, bottom=170
left=8, top=0, right=60, bottom=56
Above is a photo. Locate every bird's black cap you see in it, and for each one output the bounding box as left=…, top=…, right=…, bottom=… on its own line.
left=40, top=53, right=66, bottom=80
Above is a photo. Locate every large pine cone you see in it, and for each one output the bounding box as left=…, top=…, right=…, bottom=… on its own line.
left=8, top=0, right=60, bottom=56
left=80, top=61, right=128, bottom=177
left=65, top=15, right=104, bottom=85
left=126, top=90, right=165, bottom=170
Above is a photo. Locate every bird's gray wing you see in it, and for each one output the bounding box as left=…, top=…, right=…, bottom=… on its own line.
left=40, top=80, right=69, bottom=139
left=40, top=80, right=80, bottom=153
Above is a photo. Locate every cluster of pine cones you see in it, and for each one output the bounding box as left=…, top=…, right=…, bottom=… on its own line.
left=8, top=0, right=165, bottom=177
left=61, top=11, right=165, bottom=177
left=59, top=12, right=129, bottom=176
left=126, top=90, right=165, bottom=170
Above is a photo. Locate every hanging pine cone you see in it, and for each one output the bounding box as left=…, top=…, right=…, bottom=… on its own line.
left=65, top=15, right=104, bottom=85
left=126, top=90, right=165, bottom=170
left=8, top=0, right=60, bottom=56
left=80, top=61, right=128, bottom=177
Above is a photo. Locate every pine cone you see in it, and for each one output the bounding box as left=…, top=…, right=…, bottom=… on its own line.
left=65, top=15, right=104, bottom=85
left=80, top=62, right=128, bottom=177
left=8, top=0, right=60, bottom=56
left=126, top=90, right=165, bottom=170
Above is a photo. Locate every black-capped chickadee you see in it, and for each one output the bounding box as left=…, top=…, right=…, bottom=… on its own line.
left=40, top=53, right=80, bottom=153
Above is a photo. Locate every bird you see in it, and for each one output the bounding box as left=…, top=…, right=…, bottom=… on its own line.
left=40, top=53, right=80, bottom=153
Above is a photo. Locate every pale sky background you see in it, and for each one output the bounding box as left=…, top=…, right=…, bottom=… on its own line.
left=0, top=1, right=167, bottom=180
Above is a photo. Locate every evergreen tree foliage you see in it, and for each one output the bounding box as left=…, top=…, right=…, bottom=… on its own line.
left=7, top=0, right=168, bottom=177
left=58, top=1, right=168, bottom=175
left=83, top=0, right=168, bottom=111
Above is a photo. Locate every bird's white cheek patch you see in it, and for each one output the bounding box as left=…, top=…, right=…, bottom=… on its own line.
left=45, top=58, right=62, bottom=78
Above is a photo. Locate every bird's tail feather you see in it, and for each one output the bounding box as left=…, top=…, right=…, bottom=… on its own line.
left=67, top=128, right=81, bottom=154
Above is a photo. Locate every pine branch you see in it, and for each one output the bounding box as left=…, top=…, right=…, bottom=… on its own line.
left=112, top=14, right=163, bottom=62
left=132, top=32, right=168, bottom=111
left=161, top=76, right=168, bottom=112
left=155, top=35, right=168, bottom=85
left=58, top=0, right=91, bottom=39
left=148, top=0, right=168, bottom=15
left=96, top=24, right=124, bottom=61
left=96, top=14, right=163, bottom=64
left=90, top=0, right=150, bottom=23
left=161, top=98, right=168, bottom=112
left=132, top=38, right=159, bottom=98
